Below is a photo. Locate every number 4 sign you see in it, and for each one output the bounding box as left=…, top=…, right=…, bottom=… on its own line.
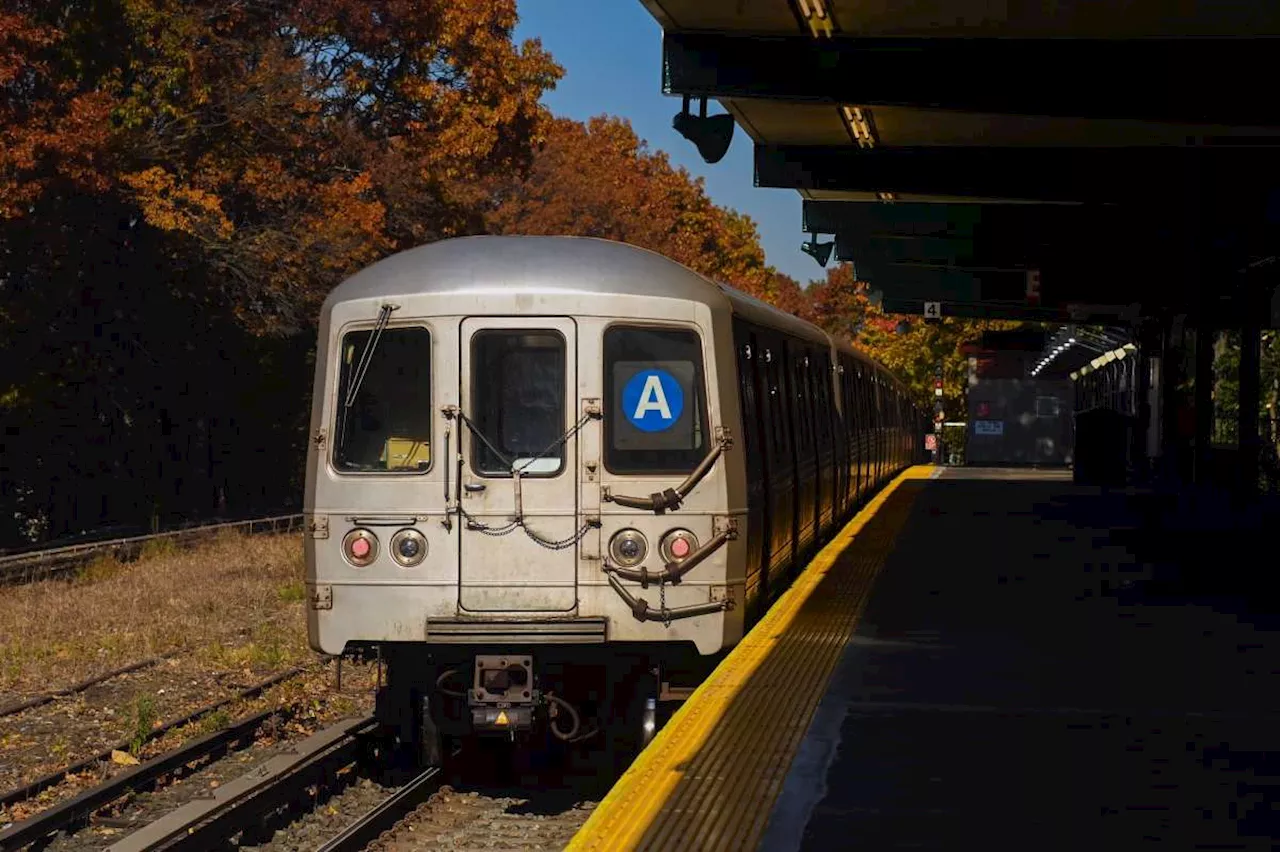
left=923, top=301, right=941, bottom=320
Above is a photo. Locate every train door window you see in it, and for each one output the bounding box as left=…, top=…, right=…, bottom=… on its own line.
left=604, top=325, right=707, bottom=474
left=734, top=322, right=765, bottom=485
left=816, top=352, right=832, bottom=448
left=334, top=326, right=432, bottom=473
left=766, top=341, right=792, bottom=465
left=841, top=356, right=855, bottom=439
left=471, top=330, right=566, bottom=476
left=789, top=345, right=813, bottom=459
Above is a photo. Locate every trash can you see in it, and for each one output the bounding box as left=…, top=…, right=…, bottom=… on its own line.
left=1073, top=407, right=1132, bottom=485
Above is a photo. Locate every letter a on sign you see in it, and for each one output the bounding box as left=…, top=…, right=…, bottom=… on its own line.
left=634, top=375, right=672, bottom=420
left=622, top=369, right=685, bottom=433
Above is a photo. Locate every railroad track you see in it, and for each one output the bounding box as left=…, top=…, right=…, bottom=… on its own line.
left=99, top=715, right=377, bottom=851
left=0, top=667, right=306, bottom=819
left=0, top=655, right=176, bottom=719
left=0, top=705, right=294, bottom=851
left=314, top=765, right=444, bottom=852
left=0, top=514, right=305, bottom=586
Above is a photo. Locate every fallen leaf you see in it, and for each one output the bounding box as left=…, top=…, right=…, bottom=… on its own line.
left=110, top=750, right=139, bottom=766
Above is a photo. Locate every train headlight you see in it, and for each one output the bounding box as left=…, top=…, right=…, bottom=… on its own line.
left=608, top=529, right=648, bottom=567
left=660, top=529, right=698, bottom=563
left=390, top=529, right=427, bottom=567
left=342, top=529, right=378, bottom=567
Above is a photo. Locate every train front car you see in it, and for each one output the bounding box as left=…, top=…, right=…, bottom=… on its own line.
left=303, top=237, right=747, bottom=767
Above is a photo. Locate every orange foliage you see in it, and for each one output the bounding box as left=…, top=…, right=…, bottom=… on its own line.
left=486, top=116, right=773, bottom=298
left=1, top=0, right=561, bottom=332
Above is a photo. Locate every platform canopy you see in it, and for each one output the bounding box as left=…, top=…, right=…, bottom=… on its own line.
left=637, top=0, right=1280, bottom=324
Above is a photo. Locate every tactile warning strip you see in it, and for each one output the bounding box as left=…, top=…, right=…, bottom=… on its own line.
left=566, top=466, right=932, bottom=852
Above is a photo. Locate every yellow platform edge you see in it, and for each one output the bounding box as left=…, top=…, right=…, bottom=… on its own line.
left=565, top=464, right=936, bottom=851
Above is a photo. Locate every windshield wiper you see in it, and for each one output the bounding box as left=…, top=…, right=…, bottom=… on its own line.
left=343, top=303, right=397, bottom=410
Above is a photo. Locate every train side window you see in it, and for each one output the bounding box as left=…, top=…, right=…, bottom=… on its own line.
left=816, top=352, right=832, bottom=446
left=789, top=346, right=812, bottom=456
left=334, top=326, right=433, bottom=473
left=604, top=325, right=707, bottom=475
left=767, top=341, right=792, bottom=465
left=471, top=330, right=567, bottom=477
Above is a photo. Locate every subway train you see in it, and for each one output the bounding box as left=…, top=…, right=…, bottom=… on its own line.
left=303, top=236, right=925, bottom=766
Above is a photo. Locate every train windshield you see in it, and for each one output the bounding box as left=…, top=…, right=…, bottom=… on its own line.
left=470, top=330, right=567, bottom=477
left=604, top=326, right=707, bottom=474
left=333, top=326, right=432, bottom=473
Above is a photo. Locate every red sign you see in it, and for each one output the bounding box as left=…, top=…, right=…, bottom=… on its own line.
left=925, top=434, right=938, bottom=451
left=976, top=402, right=991, bottom=417
left=1026, top=270, right=1041, bottom=305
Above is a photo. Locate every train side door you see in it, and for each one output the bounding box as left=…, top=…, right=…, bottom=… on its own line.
left=733, top=320, right=770, bottom=623
left=760, top=333, right=796, bottom=594
left=457, top=317, right=579, bottom=612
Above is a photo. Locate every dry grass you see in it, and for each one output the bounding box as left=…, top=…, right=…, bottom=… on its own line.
left=0, top=530, right=312, bottom=699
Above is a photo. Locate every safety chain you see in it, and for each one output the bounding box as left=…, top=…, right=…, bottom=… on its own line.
left=525, top=522, right=594, bottom=551
left=445, top=407, right=600, bottom=553
left=659, top=580, right=671, bottom=628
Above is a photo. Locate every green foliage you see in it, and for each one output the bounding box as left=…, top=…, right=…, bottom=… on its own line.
left=129, top=694, right=158, bottom=755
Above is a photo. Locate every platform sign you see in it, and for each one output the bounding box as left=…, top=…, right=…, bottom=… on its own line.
left=973, top=420, right=1004, bottom=436
left=923, top=301, right=941, bottom=320
left=924, top=434, right=938, bottom=451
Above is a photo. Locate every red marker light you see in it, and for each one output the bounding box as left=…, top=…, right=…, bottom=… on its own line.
left=671, top=537, right=691, bottom=559
left=350, top=538, right=370, bottom=559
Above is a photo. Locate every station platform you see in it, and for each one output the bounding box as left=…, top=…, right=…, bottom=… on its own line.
left=567, top=465, right=1280, bottom=851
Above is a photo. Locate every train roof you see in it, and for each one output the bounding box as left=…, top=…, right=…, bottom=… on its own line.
left=326, top=236, right=910, bottom=395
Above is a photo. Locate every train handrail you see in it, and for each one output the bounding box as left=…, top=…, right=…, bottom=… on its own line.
left=602, top=428, right=733, bottom=513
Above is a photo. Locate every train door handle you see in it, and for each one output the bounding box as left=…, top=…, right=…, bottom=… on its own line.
left=464, top=482, right=487, bottom=493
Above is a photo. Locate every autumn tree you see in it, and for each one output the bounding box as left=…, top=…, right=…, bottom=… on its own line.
left=804, top=264, right=1022, bottom=419
left=485, top=115, right=773, bottom=298
left=0, top=0, right=560, bottom=543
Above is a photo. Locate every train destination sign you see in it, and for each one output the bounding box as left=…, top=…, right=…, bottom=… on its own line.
left=973, top=420, right=1004, bottom=436
left=622, top=369, right=685, bottom=432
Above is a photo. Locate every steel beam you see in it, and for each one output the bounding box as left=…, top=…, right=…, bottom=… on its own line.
left=758, top=145, right=1280, bottom=205
left=665, top=31, right=1280, bottom=126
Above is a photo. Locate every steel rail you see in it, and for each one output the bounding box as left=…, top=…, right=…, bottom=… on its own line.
left=315, top=767, right=444, bottom=852
left=0, top=655, right=173, bottom=718
left=0, top=666, right=306, bottom=810
left=104, top=716, right=377, bottom=852
left=0, top=707, right=287, bottom=851
left=0, top=514, right=305, bottom=585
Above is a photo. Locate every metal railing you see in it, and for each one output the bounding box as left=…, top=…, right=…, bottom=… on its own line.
left=0, top=513, right=305, bottom=586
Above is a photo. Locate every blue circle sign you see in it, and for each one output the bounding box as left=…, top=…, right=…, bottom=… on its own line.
left=622, top=370, right=684, bottom=432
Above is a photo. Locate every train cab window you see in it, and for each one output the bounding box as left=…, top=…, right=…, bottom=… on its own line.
left=334, top=326, right=432, bottom=473
left=604, top=326, right=707, bottom=474
left=470, top=330, right=566, bottom=476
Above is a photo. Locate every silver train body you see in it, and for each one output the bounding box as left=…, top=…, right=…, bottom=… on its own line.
left=303, top=237, right=922, bottom=759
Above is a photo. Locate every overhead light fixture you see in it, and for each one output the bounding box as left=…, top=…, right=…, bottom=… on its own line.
left=801, top=233, right=834, bottom=267
left=1070, top=371, right=1079, bottom=381
left=841, top=105, right=877, bottom=149
left=795, top=0, right=834, bottom=37
left=673, top=95, right=734, bottom=164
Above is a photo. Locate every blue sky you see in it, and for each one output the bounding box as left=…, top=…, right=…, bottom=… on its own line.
left=513, top=0, right=818, bottom=285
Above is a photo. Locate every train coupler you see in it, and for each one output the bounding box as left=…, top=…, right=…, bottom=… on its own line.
left=468, top=654, right=537, bottom=736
